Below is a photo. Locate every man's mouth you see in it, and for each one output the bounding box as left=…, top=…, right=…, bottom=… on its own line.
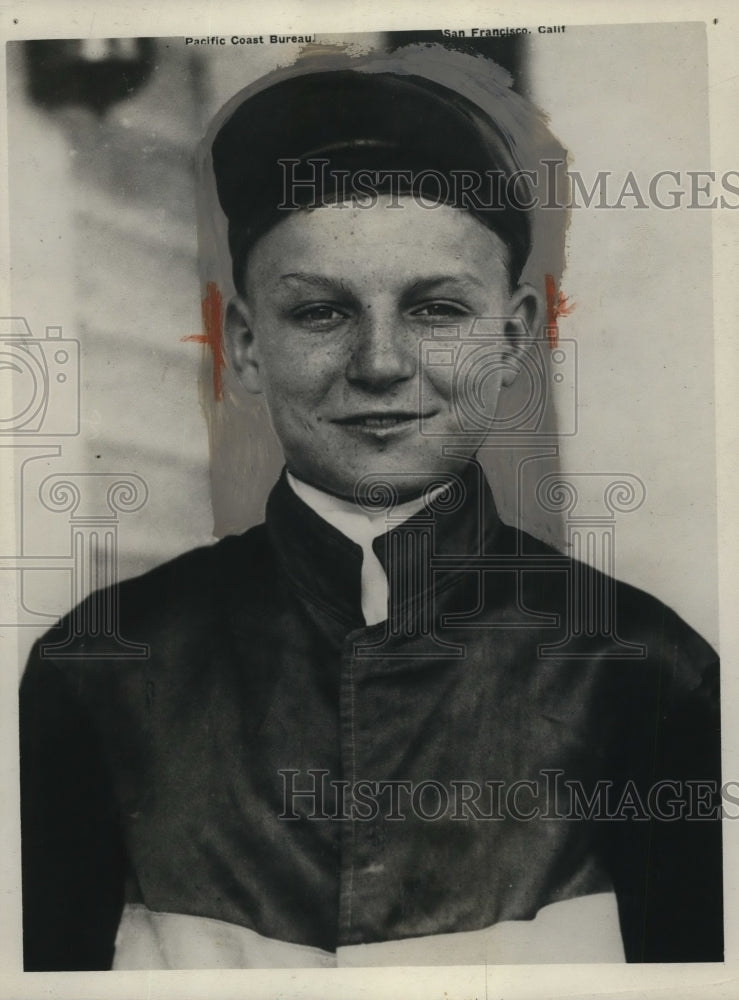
left=333, top=411, right=435, bottom=431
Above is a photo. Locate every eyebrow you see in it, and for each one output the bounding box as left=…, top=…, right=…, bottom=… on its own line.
left=278, top=272, right=354, bottom=296
left=401, top=274, right=490, bottom=296
left=278, top=272, right=490, bottom=295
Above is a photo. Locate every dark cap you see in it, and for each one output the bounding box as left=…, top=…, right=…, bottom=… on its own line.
left=211, top=67, right=533, bottom=292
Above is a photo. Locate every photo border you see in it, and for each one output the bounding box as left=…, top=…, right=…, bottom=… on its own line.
left=1, top=2, right=737, bottom=997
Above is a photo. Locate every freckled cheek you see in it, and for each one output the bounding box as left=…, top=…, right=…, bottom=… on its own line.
left=258, top=334, right=335, bottom=393
left=421, top=364, right=456, bottom=408
left=260, top=364, right=342, bottom=425
left=256, top=324, right=357, bottom=413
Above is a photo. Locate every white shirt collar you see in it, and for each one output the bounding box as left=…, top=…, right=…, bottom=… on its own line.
left=286, top=472, right=446, bottom=626
left=286, top=471, right=432, bottom=545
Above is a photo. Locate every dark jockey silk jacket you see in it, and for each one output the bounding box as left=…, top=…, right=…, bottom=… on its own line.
left=20, top=464, right=723, bottom=969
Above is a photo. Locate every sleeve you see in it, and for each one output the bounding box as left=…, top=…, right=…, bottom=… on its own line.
left=602, top=609, right=723, bottom=963
left=19, top=641, right=128, bottom=970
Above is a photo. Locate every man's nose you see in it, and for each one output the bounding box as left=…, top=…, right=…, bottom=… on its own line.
left=345, top=310, right=416, bottom=391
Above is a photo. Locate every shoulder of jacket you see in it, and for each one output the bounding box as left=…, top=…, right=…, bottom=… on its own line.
left=32, top=522, right=274, bottom=667
left=505, top=522, right=715, bottom=661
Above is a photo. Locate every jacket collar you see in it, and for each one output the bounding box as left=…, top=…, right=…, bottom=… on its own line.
left=265, top=461, right=503, bottom=627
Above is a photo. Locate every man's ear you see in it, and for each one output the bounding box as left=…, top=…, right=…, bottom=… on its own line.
left=501, top=283, right=544, bottom=387
left=225, top=296, right=262, bottom=394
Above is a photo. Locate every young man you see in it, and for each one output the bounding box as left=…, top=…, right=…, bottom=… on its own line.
left=20, top=47, right=722, bottom=970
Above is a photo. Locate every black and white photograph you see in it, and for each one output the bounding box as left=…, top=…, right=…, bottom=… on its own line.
left=1, top=3, right=737, bottom=998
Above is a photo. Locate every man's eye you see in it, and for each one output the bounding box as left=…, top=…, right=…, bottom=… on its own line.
left=291, top=304, right=347, bottom=327
left=411, top=302, right=470, bottom=318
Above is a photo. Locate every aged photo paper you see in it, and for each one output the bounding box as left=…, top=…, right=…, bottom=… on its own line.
left=1, top=1, right=737, bottom=998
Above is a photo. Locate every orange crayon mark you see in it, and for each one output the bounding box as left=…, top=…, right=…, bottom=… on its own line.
left=544, top=274, right=576, bottom=349
left=182, top=281, right=225, bottom=401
